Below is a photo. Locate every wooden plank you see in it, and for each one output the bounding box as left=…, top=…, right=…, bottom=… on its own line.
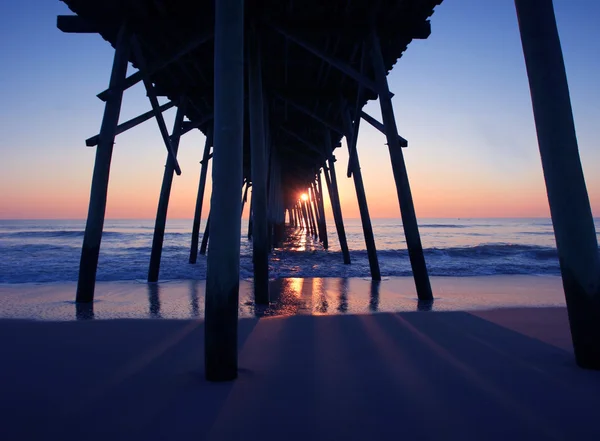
left=57, top=15, right=98, bottom=33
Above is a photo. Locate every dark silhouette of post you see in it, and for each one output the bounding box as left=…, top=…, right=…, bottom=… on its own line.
left=309, top=185, right=321, bottom=240
left=148, top=103, right=186, bottom=282
left=515, top=0, right=600, bottom=369
left=315, top=175, right=328, bottom=249
left=323, top=160, right=351, bottom=264
left=370, top=33, right=432, bottom=300
left=76, top=25, right=131, bottom=303
left=341, top=112, right=381, bottom=280
left=248, top=27, right=269, bottom=304
left=301, top=202, right=310, bottom=234
left=306, top=197, right=318, bottom=238
left=189, top=130, right=212, bottom=263
left=247, top=193, right=253, bottom=240
left=200, top=214, right=210, bottom=255
left=205, top=0, right=244, bottom=381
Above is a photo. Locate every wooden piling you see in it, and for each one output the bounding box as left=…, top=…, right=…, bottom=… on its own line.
left=200, top=214, right=210, bottom=255
left=247, top=193, right=253, bottom=240
left=306, top=196, right=318, bottom=239
left=339, top=117, right=380, bottom=280
left=248, top=26, right=269, bottom=304
left=189, top=130, right=212, bottom=264
left=76, top=24, right=131, bottom=303
left=301, top=201, right=311, bottom=234
left=370, top=33, right=432, bottom=300
left=309, top=185, right=321, bottom=240
left=311, top=182, right=325, bottom=243
left=323, top=159, right=351, bottom=264
left=204, top=0, right=244, bottom=382
left=515, top=0, right=600, bottom=369
left=316, top=172, right=329, bottom=249
left=148, top=102, right=186, bottom=283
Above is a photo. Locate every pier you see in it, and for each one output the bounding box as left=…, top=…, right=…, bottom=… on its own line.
left=58, top=0, right=599, bottom=379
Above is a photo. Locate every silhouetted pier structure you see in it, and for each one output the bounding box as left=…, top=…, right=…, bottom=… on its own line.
left=59, top=0, right=599, bottom=380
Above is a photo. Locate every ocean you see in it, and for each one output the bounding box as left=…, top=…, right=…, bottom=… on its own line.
left=1, top=218, right=598, bottom=284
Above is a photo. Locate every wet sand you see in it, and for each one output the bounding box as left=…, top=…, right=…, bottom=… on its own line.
left=0, top=275, right=566, bottom=321
left=1, top=276, right=599, bottom=440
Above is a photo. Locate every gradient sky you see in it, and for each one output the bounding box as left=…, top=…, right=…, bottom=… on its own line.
left=0, top=0, right=598, bottom=220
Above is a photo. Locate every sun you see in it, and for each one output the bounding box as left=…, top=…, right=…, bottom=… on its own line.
left=300, top=193, right=308, bottom=202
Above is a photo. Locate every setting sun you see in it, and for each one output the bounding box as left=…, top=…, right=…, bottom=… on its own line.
left=300, top=193, right=308, bottom=202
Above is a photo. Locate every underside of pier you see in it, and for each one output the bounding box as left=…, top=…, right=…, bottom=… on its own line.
left=58, top=0, right=600, bottom=378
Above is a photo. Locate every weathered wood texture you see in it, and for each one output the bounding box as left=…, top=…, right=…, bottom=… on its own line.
left=204, top=0, right=245, bottom=381
left=189, top=131, right=212, bottom=264
left=515, top=0, right=600, bottom=369
left=76, top=24, right=131, bottom=303
left=148, top=102, right=186, bottom=282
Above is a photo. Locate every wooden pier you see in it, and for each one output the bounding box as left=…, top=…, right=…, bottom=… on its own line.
left=58, top=0, right=600, bottom=378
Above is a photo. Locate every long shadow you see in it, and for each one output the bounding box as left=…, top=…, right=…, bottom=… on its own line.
left=337, top=278, right=348, bottom=313
left=369, top=280, right=380, bottom=312
left=75, top=302, right=95, bottom=321
left=189, top=280, right=200, bottom=318
left=147, top=284, right=161, bottom=318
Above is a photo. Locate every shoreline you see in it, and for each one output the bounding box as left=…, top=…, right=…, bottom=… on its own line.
left=0, top=275, right=566, bottom=321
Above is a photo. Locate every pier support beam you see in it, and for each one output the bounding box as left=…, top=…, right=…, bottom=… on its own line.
left=515, top=0, right=600, bottom=369
left=205, top=0, right=244, bottom=381
left=370, top=33, right=432, bottom=300
left=316, top=171, right=329, bottom=250
left=76, top=24, right=131, bottom=303
left=189, top=130, right=212, bottom=263
left=247, top=194, right=253, bottom=240
left=342, top=113, right=381, bottom=280
left=248, top=26, right=269, bottom=304
left=307, top=195, right=318, bottom=239
left=148, top=102, right=186, bottom=282
left=200, top=214, right=210, bottom=255
left=323, top=156, right=351, bottom=264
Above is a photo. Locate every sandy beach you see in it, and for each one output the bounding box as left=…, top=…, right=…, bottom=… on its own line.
left=1, top=276, right=599, bottom=440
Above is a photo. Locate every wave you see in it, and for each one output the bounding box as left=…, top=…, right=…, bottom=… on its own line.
left=0, top=230, right=124, bottom=239
left=419, top=224, right=467, bottom=229
left=0, top=242, right=567, bottom=284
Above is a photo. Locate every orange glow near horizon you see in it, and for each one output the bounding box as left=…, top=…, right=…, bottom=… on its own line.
left=300, top=193, right=308, bottom=202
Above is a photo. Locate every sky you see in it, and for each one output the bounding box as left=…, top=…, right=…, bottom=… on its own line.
left=0, top=0, right=598, bottom=220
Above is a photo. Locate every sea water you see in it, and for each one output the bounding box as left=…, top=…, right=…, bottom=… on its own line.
left=1, top=218, right=598, bottom=284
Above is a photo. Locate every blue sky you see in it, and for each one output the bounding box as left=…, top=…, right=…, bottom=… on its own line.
left=0, top=0, right=598, bottom=219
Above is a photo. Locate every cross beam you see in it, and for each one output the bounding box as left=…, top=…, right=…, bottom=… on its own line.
left=85, top=100, right=175, bottom=147
left=131, top=35, right=182, bottom=175
left=97, top=30, right=213, bottom=102
left=276, top=94, right=345, bottom=135
left=268, top=22, right=391, bottom=98
left=280, top=127, right=324, bottom=157
left=361, top=111, right=408, bottom=147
